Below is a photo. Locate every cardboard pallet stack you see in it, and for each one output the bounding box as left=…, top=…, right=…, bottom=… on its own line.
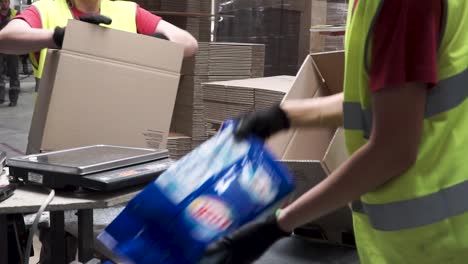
left=208, top=43, right=265, bottom=77
left=160, top=0, right=187, bottom=11
left=159, top=0, right=212, bottom=42
left=216, top=0, right=310, bottom=76
left=186, top=0, right=211, bottom=42
left=171, top=42, right=265, bottom=149
left=167, top=132, right=192, bottom=159
left=171, top=42, right=208, bottom=150
left=134, top=0, right=160, bottom=12
left=203, top=76, right=294, bottom=136
left=310, top=0, right=348, bottom=53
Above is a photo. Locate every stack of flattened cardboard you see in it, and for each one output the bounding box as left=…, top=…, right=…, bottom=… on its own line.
left=266, top=51, right=352, bottom=245
left=176, top=75, right=209, bottom=147
left=216, top=0, right=306, bottom=76
left=172, top=42, right=266, bottom=148
left=172, top=43, right=209, bottom=149
left=160, top=0, right=186, bottom=12
left=186, top=0, right=211, bottom=42
left=203, top=76, right=294, bottom=136
left=135, top=0, right=160, bottom=12
left=159, top=0, right=212, bottom=42
left=208, top=43, right=265, bottom=77
left=167, top=133, right=192, bottom=159
left=310, top=0, right=348, bottom=53
left=160, top=0, right=210, bottom=13
left=28, top=20, right=184, bottom=154
left=254, top=76, right=296, bottom=111
left=204, top=84, right=254, bottom=136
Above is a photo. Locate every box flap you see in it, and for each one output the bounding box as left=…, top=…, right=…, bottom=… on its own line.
left=26, top=50, right=60, bottom=154
left=202, top=76, right=295, bottom=93
left=311, top=51, right=344, bottom=95
left=282, top=160, right=326, bottom=199
left=322, top=128, right=349, bottom=174
left=282, top=128, right=334, bottom=161
left=267, top=56, right=326, bottom=157
left=63, top=20, right=184, bottom=73
left=281, top=85, right=335, bottom=160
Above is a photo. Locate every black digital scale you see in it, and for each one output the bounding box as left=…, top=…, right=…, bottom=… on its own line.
left=1, top=151, right=16, bottom=202
left=7, top=145, right=173, bottom=191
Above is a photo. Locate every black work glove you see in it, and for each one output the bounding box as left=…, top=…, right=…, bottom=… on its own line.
left=199, top=214, right=290, bottom=264
left=234, top=104, right=290, bottom=141
left=52, top=14, right=112, bottom=48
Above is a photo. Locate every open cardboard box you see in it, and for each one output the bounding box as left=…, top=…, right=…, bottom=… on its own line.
left=27, top=20, right=184, bottom=154
left=267, top=51, right=353, bottom=244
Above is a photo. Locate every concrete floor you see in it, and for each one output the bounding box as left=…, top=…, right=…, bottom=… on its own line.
left=0, top=77, right=360, bottom=263
left=0, top=76, right=35, bottom=157
left=0, top=76, right=42, bottom=263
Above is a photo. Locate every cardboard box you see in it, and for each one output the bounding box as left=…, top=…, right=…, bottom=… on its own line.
left=268, top=51, right=352, bottom=244
left=27, top=20, right=184, bottom=154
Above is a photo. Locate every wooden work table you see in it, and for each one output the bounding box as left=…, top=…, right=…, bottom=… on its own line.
left=0, top=184, right=144, bottom=264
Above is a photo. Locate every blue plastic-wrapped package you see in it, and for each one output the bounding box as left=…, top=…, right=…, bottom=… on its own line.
left=98, top=121, right=295, bottom=264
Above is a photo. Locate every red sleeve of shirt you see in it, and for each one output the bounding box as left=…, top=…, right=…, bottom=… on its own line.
left=13, top=5, right=42, bottom=28
left=136, top=5, right=162, bottom=35
left=369, top=0, right=442, bottom=92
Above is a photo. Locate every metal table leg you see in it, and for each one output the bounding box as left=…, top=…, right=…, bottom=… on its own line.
left=0, top=214, right=7, bottom=264
left=50, top=211, right=66, bottom=264
left=78, top=209, right=94, bottom=262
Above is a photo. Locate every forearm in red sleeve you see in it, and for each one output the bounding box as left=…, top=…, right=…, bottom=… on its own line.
left=136, top=5, right=161, bottom=35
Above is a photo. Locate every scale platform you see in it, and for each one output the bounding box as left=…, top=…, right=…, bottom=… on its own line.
left=7, top=145, right=173, bottom=191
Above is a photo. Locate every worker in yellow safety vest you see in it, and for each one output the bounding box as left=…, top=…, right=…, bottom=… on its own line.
left=201, top=1, right=468, bottom=263
left=0, top=0, right=20, bottom=106
left=0, top=0, right=198, bottom=262
left=0, top=0, right=198, bottom=100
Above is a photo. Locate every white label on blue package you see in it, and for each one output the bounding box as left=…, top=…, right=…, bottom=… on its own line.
left=239, top=163, right=278, bottom=205
left=155, top=125, right=250, bottom=204
left=186, top=196, right=233, bottom=241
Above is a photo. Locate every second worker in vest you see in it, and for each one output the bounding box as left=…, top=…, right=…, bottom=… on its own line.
left=201, top=1, right=468, bottom=264
left=0, top=0, right=20, bottom=107
left=0, top=0, right=198, bottom=88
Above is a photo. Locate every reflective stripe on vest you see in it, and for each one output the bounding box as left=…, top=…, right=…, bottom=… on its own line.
left=344, top=68, right=468, bottom=137
left=352, top=178, right=468, bottom=231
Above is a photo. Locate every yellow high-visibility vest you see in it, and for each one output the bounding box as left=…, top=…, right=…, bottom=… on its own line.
left=9, top=8, right=17, bottom=19
left=343, top=0, right=468, bottom=263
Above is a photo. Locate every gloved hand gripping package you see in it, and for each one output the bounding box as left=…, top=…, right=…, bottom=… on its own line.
left=98, top=120, right=295, bottom=264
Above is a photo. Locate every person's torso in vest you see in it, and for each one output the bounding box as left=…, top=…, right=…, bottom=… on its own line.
left=30, top=0, right=138, bottom=79
left=343, top=0, right=468, bottom=263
